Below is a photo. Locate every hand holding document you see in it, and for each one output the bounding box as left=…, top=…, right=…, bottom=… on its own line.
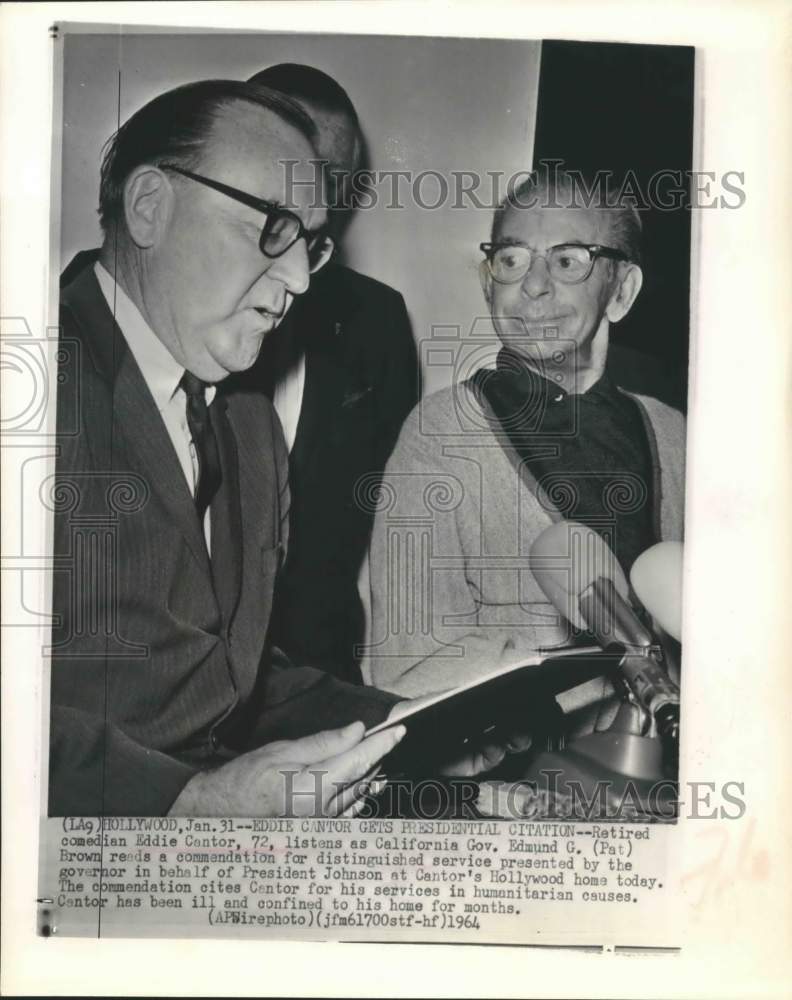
left=369, top=641, right=607, bottom=774
left=169, top=721, right=406, bottom=817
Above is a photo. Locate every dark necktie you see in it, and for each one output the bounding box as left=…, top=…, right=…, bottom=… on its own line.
left=180, top=371, right=222, bottom=532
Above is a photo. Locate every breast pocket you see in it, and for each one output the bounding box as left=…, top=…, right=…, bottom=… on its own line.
left=238, top=540, right=283, bottom=611
left=253, top=542, right=283, bottom=647
left=334, top=390, right=377, bottom=466
left=232, top=542, right=283, bottom=663
left=260, top=541, right=284, bottom=582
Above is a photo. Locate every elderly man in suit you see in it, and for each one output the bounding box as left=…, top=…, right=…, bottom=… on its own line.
left=51, top=79, right=408, bottom=817
left=241, top=65, right=420, bottom=683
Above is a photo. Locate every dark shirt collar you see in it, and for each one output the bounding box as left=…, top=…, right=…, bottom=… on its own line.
left=495, top=347, right=618, bottom=405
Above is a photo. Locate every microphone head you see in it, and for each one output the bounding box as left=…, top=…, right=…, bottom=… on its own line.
left=630, top=541, right=684, bottom=641
left=529, top=521, right=629, bottom=630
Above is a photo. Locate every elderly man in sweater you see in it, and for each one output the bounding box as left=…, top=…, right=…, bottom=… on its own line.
left=363, top=169, right=684, bottom=727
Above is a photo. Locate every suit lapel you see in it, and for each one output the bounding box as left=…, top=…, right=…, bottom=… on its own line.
left=290, top=343, right=348, bottom=480
left=113, top=351, right=211, bottom=577
left=210, top=396, right=243, bottom=627
left=290, top=267, right=363, bottom=478
left=63, top=261, right=211, bottom=578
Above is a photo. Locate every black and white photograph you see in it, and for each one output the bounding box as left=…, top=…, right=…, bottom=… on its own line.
left=48, top=28, right=695, bottom=824
left=1, top=1, right=789, bottom=995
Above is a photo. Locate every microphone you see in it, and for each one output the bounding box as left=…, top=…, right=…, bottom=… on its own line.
left=630, top=541, right=684, bottom=641
left=530, top=522, right=680, bottom=741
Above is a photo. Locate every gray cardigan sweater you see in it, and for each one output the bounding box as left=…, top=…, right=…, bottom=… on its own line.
left=362, top=378, right=685, bottom=701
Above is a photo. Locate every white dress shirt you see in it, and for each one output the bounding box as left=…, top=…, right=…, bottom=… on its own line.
left=94, top=261, right=216, bottom=549
left=272, top=350, right=306, bottom=453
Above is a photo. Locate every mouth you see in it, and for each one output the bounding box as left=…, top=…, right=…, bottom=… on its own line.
left=254, top=306, right=282, bottom=321
left=499, top=310, right=569, bottom=327
left=249, top=307, right=284, bottom=334
left=521, top=314, right=568, bottom=325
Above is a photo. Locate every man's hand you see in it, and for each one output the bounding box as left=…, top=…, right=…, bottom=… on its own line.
left=386, top=698, right=533, bottom=778
left=169, top=721, right=405, bottom=817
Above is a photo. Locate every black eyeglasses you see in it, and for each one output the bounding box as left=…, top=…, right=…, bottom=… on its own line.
left=161, top=164, right=334, bottom=273
left=480, top=242, right=629, bottom=285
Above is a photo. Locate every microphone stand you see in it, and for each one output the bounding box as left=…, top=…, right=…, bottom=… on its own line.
left=521, top=578, right=680, bottom=821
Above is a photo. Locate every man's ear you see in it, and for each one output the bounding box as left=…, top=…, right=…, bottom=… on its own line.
left=123, top=167, right=172, bottom=249
left=605, top=263, right=643, bottom=324
left=479, top=260, right=493, bottom=305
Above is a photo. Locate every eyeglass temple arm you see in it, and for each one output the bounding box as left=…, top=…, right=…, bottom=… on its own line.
left=160, top=163, right=278, bottom=216
left=479, top=242, right=629, bottom=263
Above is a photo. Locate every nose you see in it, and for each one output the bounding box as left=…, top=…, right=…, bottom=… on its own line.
left=265, top=238, right=311, bottom=297
left=521, top=254, right=552, bottom=299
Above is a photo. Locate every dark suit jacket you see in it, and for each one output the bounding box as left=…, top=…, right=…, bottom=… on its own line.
left=50, top=256, right=397, bottom=816
left=243, top=262, right=420, bottom=682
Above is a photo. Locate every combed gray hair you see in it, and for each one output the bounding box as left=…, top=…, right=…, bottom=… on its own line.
left=491, top=164, right=643, bottom=265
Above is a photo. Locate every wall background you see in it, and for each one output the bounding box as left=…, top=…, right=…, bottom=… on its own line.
left=534, top=40, right=694, bottom=409
left=59, top=32, right=541, bottom=396
left=58, top=33, right=694, bottom=404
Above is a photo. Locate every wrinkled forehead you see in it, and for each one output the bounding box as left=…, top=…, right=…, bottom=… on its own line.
left=496, top=203, right=615, bottom=247
left=200, top=101, right=327, bottom=224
